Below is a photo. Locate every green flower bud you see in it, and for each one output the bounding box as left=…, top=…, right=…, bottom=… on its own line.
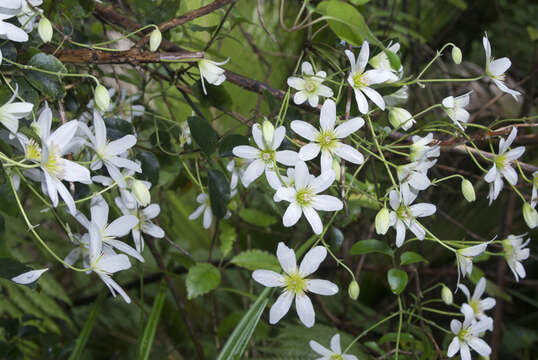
left=332, top=158, right=341, bottom=182
left=262, top=120, right=275, bottom=145
left=94, top=84, right=110, bottom=112
left=38, top=17, right=53, bottom=43
left=348, top=280, right=360, bottom=300
left=451, top=46, right=462, bottom=64
left=523, top=202, right=538, bottom=229
left=461, top=179, right=476, bottom=202
left=30, top=121, right=41, bottom=137
left=389, top=107, right=415, bottom=131
left=375, top=207, right=390, bottom=235
left=441, top=285, right=453, bottom=305
left=132, top=179, right=151, bottom=207
left=149, top=28, right=162, bottom=52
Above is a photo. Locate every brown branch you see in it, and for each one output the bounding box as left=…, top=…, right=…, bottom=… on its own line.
left=56, top=48, right=203, bottom=64
left=159, top=0, right=235, bottom=33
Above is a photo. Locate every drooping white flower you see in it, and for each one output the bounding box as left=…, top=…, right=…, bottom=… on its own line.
left=287, top=61, right=333, bottom=107
left=456, top=242, right=489, bottom=283
left=189, top=193, right=213, bottom=229
left=482, top=35, right=521, bottom=100
left=345, top=41, right=391, bottom=114
left=309, top=334, right=358, bottom=360
left=484, top=127, right=525, bottom=204
left=502, top=233, right=530, bottom=282
left=252, top=242, right=338, bottom=327
left=442, top=92, right=472, bottom=131
left=274, top=161, right=343, bottom=235
left=458, top=278, right=496, bottom=323
left=11, top=268, right=48, bottom=284
left=0, top=87, right=33, bottom=134
left=388, top=189, right=436, bottom=247
left=369, top=41, right=402, bottom=82
left=232, top=123, right=298, bottom=189
left=447, top=304, right=492, bottom=360
left=291, top=99, right=364, bottom=173
left=198, top=58, right=228, bottom=95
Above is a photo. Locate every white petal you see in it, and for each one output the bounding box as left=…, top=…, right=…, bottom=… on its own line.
left=287, top=76, right=305, bottom=90
left=468, top=338, right=491, bottom=357
left=189, top=204, right=205, bottom=220
left=311, top=195, right=343, bottom=211
left=317, top=84, right=333, bottom=98
left=489, top=57, right=511, bottom=77
left=361, top=86, right=386, bottom=110
left=293, top=91, right=307, bottom=105
left=294, top=160, right=309, bottom=189
left=357, top=41, right=369, bottom=73
left=480, top=297, right=496, bottom=311
left=482, top=36, right=491, bottom=63
left=107, top=157, right=142, bottom=173
left=330, top=334, right=342, bottom=354
left=275, top=150, right=298, bottom=166
left=104, top=239, right=144, bottom=263
left=276, top=242, right=297, bottom=275
left=309, top=340, right=331, bottom=356
left=395, top=220, right=406, bottom=247
left=295, top=293, right=315, bottom=327
left=98, top=254, right=131, bottom=273
left=303, top=206, right=323, bottom=234
left=320, top=150, right=333, bottom=174
left=307, top=279, right=338, bottom=296
left=410, top=203, right=436, bottom=217
left=447, top=337, right=460, bottom=357
left=298, top=143, right=321, bottom=161
left=334, top=117, right=364, bottom=138
left=301, top=61, right=314, bottom=75
left=283, top=202, right=303, bottom=228
left=505, top=146, right=525, bottom=161
left=105, top=215, right=139, bottom=237
left=484, top=165, right=498, bottom=183
left=232, top=145, right=260, bottom=159
left=310, top=170, right=335, bottom=194
left=333, top=143, right=364, bottom=165
left=275, top=187, right=296, bottom=203
left=252, top=123, right=264, bottom=149
left=269, top=290, right=294, bottom=324
left=265, top=169, right=282, bottom=190
left=460, top=342, right=471, bottom=360
left=320, top=99, right=336, bottom=131
left=291, top=120, right=319, bottom=141
left=100, top=275, right=131, bottom=303
left=353, top=89, right=368, bottom=114
left=203, top=206, right=212, bottom=229
left=299, top=246, right=327, bottom=277
left=142, top=222, right=165, bottom=238
left=11, top=268, right=48, bottom=284
left=142, top=204, right=160, bottom=219
left=252, top=270, right=285, bottom=287
left=307, top=95, right=319, bottom=108
left=344, top=50, right=357, bottom=73
left=61, top=159, right=91, bottom=183
left=242, top=159, right=265, bottom=186
left=450, top=319, right=462, bottom=334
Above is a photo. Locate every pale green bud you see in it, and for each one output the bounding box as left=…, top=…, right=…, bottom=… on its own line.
left=348, top=280, right=359, bottom=300
left=38, top=17, right=53, bottom=43
left=375, top=207, right=390, bottom=235
left=30, top=121, right=41, bottom=137
left=523, top=202, right=538, bottom=229
left=149, top=28, right=162, bottom=52
left=132, top=179, right=151, bottom=207
left=441, top=285, right=453, bottom=305
left=389, top=107, right=414, bottom=131
left=332, top=158, right=340, bottom=182
left=461, top=179, right=475, bottom=202
left=451, top=46, right=462, bottom=64
left=262, top=120, right=275, bottom=145
left=94, top=84, right=110, bottom=112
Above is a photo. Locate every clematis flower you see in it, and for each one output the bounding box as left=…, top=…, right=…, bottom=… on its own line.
left=345, top=41, right=391, bottom=114
left=198, top=58, right=228, bottom=95
left=11, top=268, right=48, bottom=285
left=388, top=107, right=415, bottom=131
left=232, top=122, right=298, bottom=189
left=502, top=233, right=530, bottom=282
left=274, top=161, right=343, bottom=235
left=0, top=0, right=23, bottom=16
left=287, top=61, right=333, bottom=107
left=369, top=41, right=403, bottom=82
left=482, top=35, right=521, bottom=100
left=252, top=242, right=338, bottom=327
left=388, top=189, right=436, bottom=247
left=447, top=304, right=492, bottom=360
left=458, top=278, right=495, bottom=323
left=455, top=242, right=489, bottom=284
left=0, top=86, right=33, bottom=134
left=397, top=161, right=436, bottom=205
left=309, top=334, right=358, bottom=360
left=0, top=3, right=28, bottom=42
left=409, top=133, right=440, bottom=164
left=16, top=0, right=43, bottom=33
left=442, top=92, right=472, bottom=131
left=189, top=193, right=212, bottom=229
left=227, top=157, right=252, bottom=191
left=484, top=127, right=525, bottom=205
left=291, top=99, right=364, bottom=173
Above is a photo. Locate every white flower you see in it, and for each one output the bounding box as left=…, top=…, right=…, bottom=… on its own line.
left=189, top=193, right=213, bottom=229
left=482, top=35, right=521, bottom=100
left=369, top=41, right=402, bottom=82
left=0, top=2, right=28, bottom=42
left=0, top=87, right=33, bottom=134
left=345, top=41, right=391, bottom=114
left=409, top=133, right=440, bottom=164
left=383, top=86, right=409, bottom=108
left=442, top=92, right=472, bottom=131
left=456, top=242, right=489, bottom=283
left=274, top=161, right=343, bottom=235
left=502, top=233, right=530, bottom=282
left=458, top=278, right=496, bottom=322
left=287, top=61, right=333, bottom=107
left=227, top=157, right=251, bottom=191
left=397, top=161, right=436, bottom=205
left=198, top=58, right=228, bottom=95
left=388, top=189, right=436, bottom=247
left=252, top=242, right=338, bottom=327
left=0, top=0, right=23, bottom=16
left=447, top=304, right=492, bottom=360
left=309, top=334, right=357, bottom=360
left=11, top=268, right=48, bottom=284
left=232, top=123, right=298, bottom=189
left=484, top=127, right=525, bottom=204
left=291, top=99, right=364, bottom=173
left=388, top=107, right=415, bottom=131
left=16, top=0, right=42, bottom=33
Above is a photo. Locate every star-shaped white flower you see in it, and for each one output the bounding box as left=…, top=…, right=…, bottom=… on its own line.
left=274, top=161, right=343, bottom=235
left=442, top=92, right=472, bottom=131
left=502, top=233, right=530, bottom=282
left=189, top=193, right=213, bottom=229
left=252, top=242, right=338, bottom=327
left=232, top=123, right=298, bottom=189
left=227, top=157, right=252, bottom=191
left=287, top=61, right=333, bottom=107
left=309, top=334, right=357, bottom=360
left=291, top=99, right=364, bottom=173
left=198, top=58, right=228, bottom=95
left=482, top=35, right=521, bottom=100
left=345, top=41, right=391, bottom=114
left=410, top=133, right=440, bottom=164
left=397, top=161, right=436, bottom=205
left=484, top=127, right=525, bottom=204
left=458, top=277, right=496, bottom=322
left=455, top=242, right=489, bottom=284
left=0, top=86, right=33, bottom=134
left=447, top=304, right=492, bottom=360
left=369, top=41, right=402, bottom=82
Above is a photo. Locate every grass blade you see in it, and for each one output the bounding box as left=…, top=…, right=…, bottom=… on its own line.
left=68, top=291, right=105, bottom=360
left=136, top=279, right=167, bottom=360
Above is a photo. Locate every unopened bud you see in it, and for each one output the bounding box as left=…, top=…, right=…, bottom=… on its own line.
left=149, top=28, right=162, bottom=52
left=461, top=179, right=475, bottom=202
left=38, top=17, right=53, bottom=43
left=451, top=46, right=462, bottom=64
left=30, top=121, right=41, bottom=137
left=262, top=120, right=275, bottom=145
left=523, top=202, right=538, bottom=229
left=332, top=158, right=340, bottom=182
left=94, top=84, right=110, bottom=112
left=375, top=207, right=390, bottom=235
left=441, top=285, right=453, bottom=305
left=389, top=107, right=414, bottom=131
left=348, top=280, right=359, bottom=300
left=132, top=179, right=151, bottom=207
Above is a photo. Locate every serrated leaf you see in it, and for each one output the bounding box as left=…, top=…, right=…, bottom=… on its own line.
left=26, top=53, right=67, bottom=100
left=230, top=250, right=280, bottom=272
left=219, top=134, right=249, bottom=157
left=387, top=268, right=408, bottom=295
left=208, top=169, right=230, bottom=219
left=186, top=263, right=221, bottom=299
left=400, top=251, right=428, bottom=266
left=350, top=239, right=393, bottom=257
left=187, top=116, right=218, bottom=155
left=238, top=208, right=277, bottom=227
left=220, top=222, right=236, bottom=258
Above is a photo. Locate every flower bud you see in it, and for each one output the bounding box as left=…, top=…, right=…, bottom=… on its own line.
left=149, top=28, right=162, bottom=52
left=262, top=120, right=275, bottom=145
left=388, top=107, right=415, bottom=131
left=132, top=179, right=151, bottom=207
left=94, top=84, right=110, bottom=112
left=461, top=179, right=475, bottom=202
left=375, top=207, right=390, bottom=235
left=38, top=17, right=53, bottom=43
left=441, top=285, right=453, bottom=305
left=332, top=158, right=340, bottom=182
left=348, top=280, right=359, bottom=300
left=30, top=121, right=41, bottom=137
left=523, top=202, right=538, bottom=229
left=451, top=46, right=462, bottom=64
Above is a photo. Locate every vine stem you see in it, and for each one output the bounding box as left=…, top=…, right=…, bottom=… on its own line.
left=365, top=115, right=398, bottom=189
left=344, top=312, right=400, bottom=353
left=395, top=296, right=403, bottom=360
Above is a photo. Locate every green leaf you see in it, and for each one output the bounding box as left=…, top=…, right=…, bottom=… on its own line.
left=220, top=221, right=236, bottom=258
left=136, top=151, right=160, bottom=185
left=400, top=251, right=428, bottom=266
left=384, top=49, right=402, bottom=72
left=186, top=263, right=221, bottom=299
left=387, top=268, right=408, bottom=295
left=230, top=250, right=281, bottom=272
left=238, top=208, right=277, bottom=227
left=26, top=53, right=67, bottom=100
left=219, top=134, right=249, bottom=157
left=208, top=169, right=230, bottom=219
left=136, top=279, right=167, bottom=360
left=103, top=116, right=135, bottom=140
left=0, top=172, right=19, bottom=217
left=187, top=116, right=218, bottom=155
left=527, top=26, right=538, bottom=41
left=68, top=292, right=105, bottom=360
left=0, top=258, right=31, bottom=281
left=350, top=239, right=393, bottom=257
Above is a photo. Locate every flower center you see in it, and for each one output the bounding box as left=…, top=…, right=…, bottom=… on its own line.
left=25, top=139, right=41, bottom=161
left=396, top=205, right=411, bottom=219
left=469, top=299, right=482, bottom=315
left=296, top=188, right=314, bottom=206
left=494, top=154, right=507, bottom=170
left=330, top=355, right=344, bottom=360
left=284, top=272, right=307, bottom=294
left=304, top=78, right=318, bottom=93
left=260, top=150, right=275, bottom=165
left=352, top=72, right=366, bottom=88
left=44, top=145, right=64, bottom=178
left=457, top=327, right=472, bottom=342
left=317, top=130, right=336, bottom=150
